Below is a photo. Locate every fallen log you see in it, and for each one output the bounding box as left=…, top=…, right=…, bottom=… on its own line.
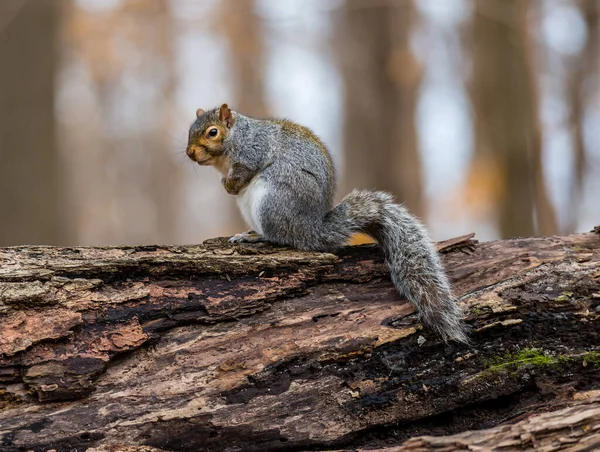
left=0, top=229, right=599, bottom=451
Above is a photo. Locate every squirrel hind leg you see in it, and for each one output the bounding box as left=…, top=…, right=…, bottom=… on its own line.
left=229, top=231, right=265, bottom=244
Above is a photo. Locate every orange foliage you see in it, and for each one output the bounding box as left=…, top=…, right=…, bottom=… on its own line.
left=461, top=152, right=505, bottom=216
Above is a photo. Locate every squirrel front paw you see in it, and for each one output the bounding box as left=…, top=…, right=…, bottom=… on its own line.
left=229, top=231, right=264, bottom=244
left=222, top=176, right=242, bottom=195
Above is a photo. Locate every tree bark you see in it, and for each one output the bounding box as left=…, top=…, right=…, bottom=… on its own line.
left=0, top=229, right=599, bottom=451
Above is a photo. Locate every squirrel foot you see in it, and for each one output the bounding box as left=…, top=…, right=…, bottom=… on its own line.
left=229, top=231, right=265, bottom=244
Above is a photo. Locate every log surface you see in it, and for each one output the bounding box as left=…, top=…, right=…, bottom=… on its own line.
left=358, top=394, right=600, bottom=452
left=0, top=231, right=599, bottom=451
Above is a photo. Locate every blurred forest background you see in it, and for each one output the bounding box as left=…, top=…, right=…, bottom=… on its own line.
left=0, top=0, right=598, bottom=247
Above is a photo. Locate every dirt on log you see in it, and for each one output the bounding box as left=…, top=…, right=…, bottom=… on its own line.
left=0, top=230, right=599, bottom=451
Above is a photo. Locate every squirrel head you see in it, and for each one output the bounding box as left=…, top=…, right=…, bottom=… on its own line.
left=186, top=104, right=235, bottom=166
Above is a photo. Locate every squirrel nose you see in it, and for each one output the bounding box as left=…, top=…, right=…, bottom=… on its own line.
left=186, top=146, right=193, bottom=157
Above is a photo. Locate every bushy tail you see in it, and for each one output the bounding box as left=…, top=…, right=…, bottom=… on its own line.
left=322, top=190, right=468, bottom=343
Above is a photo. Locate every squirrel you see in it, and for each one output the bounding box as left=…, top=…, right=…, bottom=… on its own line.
left=186, top=104, right=468, bottom=343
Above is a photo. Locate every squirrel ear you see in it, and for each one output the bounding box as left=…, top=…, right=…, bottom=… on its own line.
left=196, top=108, right=205, bottom=118
left=219, top=103, right=235, bottom=128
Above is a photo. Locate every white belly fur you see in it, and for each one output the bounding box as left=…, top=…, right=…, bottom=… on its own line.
left=236, top=177, right=268, bottom=233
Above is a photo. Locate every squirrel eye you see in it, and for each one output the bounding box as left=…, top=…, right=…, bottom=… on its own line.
left=207, top=128, right=219, bottom=138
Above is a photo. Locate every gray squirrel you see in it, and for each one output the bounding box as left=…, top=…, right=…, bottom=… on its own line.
left=187, top=104, right=468, bottom=343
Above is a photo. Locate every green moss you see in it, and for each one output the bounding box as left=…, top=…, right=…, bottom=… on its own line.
left=582, top=351, right=600, bottom=368
left=556, top=291, right=574, bottom=302
left=472, top=305, right=486, bottom=317
left=485, top=348, right=559, bottom=374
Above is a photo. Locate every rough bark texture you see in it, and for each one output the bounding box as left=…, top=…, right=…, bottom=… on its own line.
left=0, top=230, right=599, bottom=451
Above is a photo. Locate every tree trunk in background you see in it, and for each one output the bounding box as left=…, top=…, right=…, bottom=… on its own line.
left=217, top=0, right=268, bottom=119
left=146, top=1, right=181, bottom=245
left=0, top=0, right=67, bottom=246
left=214, top=0, right=267, bottom=232
left=336, top=0, right=423, bottom=218
left=470, top=0, right=558, bottom=238
left=565, top=0, right=598, bottom=232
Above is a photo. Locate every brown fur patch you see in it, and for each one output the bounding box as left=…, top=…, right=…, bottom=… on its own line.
left=271, top=119, right=335, bottom=180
